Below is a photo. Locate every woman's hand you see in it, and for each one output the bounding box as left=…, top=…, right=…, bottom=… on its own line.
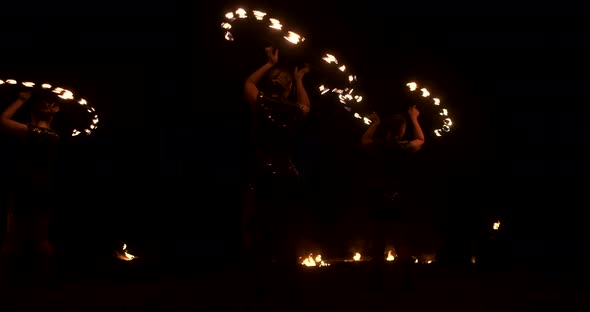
left=18, top=90, right=32, bottom=102
left=370, top=111, right=381, bottom=125
left=408, top=105, right=420, bottom=119
left=265, top=46, right=278, bottom=65
left=294, top=66, right=310, bottom=81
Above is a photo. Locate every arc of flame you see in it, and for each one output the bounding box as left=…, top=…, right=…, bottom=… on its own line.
left=6, top=79, right=17, bottom=84
left=433, top=98, right=440, bottom=105
left=22, top=82, right=35, bottom=87
left=420, top=88, right=430, bottom=97
left=406, top=82, right=417, bottom=91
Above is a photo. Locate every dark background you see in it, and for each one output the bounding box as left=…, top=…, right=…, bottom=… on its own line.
left=1, top=0, right=589, bottom=268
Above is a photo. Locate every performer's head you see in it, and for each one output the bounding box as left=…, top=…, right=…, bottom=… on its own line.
left=383, top=113, right=407, bottom=141
left=30, top=92, right=60, bottom=125
left=265, top=66, right=293, bottom=99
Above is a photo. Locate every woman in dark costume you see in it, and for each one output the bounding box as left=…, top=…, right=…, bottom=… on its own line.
left=359, top=106, right=425, bottom=290
left=0, top=89, right=60, bottom=284
left=242, top=46, right=311, bottom=295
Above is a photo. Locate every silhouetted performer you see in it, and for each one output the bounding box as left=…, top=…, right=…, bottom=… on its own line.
left=242, top=46, right=310, bottom=296
left=0, top=90, right=60, bottom=284
left=359, top=106, right=424, bottom=290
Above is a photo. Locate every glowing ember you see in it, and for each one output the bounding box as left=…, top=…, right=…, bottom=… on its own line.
left=253, top=10, right=266, bottom=20
left=117, top=243, right=137, bottom=261
left=386, top=250, right=395, bottom=261
left=322, top=53, right=338, bottom=64
left=235, top=8, right=247, bottom=18
left=269, top=18, right=282, bottom=30
left=224, top=31, right=234, bottom=41
left=284, top=31, right=304, bottom=44
left=493, top=221, right=501, bottom=230
left=58, top=90, right=74, bottom=100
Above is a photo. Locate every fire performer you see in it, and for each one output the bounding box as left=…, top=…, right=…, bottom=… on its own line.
left=359, top=106, right=425, bottom=290
left=241, top=46, right=311, bottom=296
left=0, top=89, right=61, bottom=285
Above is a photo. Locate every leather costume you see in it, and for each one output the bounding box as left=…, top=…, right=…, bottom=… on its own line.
left=250, top=91, right=303, bottom=193
left=10, top=124, right=60, bottom=216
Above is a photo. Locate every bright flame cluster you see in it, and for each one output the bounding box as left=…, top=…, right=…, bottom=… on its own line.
left=116, top=243, right=137, bottom=261
left=406, top=81, right=452, bottom=137
left=220, top=7, right=370, bottom=126
left=300, top=254, right=330, bottom=267
left=0, top=79, right=99, bottom=137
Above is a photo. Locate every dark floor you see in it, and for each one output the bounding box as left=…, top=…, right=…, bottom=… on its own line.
left=1, top=262, right=589, bottom=312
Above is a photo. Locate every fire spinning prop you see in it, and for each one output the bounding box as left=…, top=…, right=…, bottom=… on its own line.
left=220, top=7, right=371, bottom=125
left=0, top=79, right=99, bottom=137
left=405, top=81, right=453, bottom=137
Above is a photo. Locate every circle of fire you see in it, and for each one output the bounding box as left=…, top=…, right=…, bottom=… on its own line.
left=220, top=7, right=371, bottom=125
left=0, top=79, right=99, bottom=137
left=405, top=81, right=453, bottom=137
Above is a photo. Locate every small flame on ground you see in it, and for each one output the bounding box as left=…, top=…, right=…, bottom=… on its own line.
left=493, top=221, right=501, bottom=230
left=353, top=252, right=361, bottom=261
left=301, top=254, right=329, bottom=267
left=386, top=250, right=395, bottom=261
left=117, top=243, right=137, bottom=261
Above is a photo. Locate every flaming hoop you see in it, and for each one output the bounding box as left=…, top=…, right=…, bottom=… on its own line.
left=405, top=81, right=453, bottom=137
left=0, top=79, right=99, bottom=137
left=220, top=7, right=372, bottom=126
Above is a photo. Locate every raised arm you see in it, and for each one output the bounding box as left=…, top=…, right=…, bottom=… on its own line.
left=294, top=66, right=311, bottom=115
left=361, top=112, right=381, bottom=147
left=0, top=90, right=31, bottom=140
left=244, top=47, right=278, bottom=110
left=404, top=105, right=425, bottom=152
